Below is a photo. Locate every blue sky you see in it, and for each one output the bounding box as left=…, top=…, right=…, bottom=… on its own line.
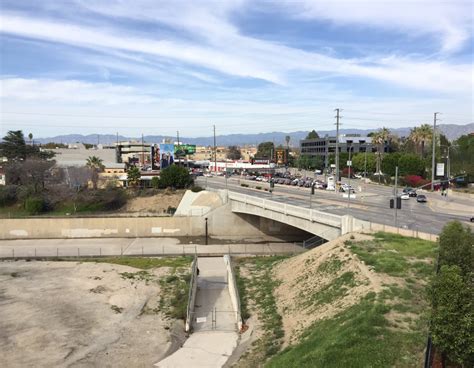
left=0, top=0, right=472, bottom=138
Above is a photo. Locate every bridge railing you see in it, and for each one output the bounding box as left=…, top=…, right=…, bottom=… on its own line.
left=228, top=191, right=341, bottom=228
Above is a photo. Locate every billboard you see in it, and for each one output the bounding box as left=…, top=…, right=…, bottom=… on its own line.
left=151, top=144, right=161, bottom=170
left=175, top=144, right=196, bottom=156
left=159, top=144, right=175, bottom=169
left=274, top=148, right=288, bottom=165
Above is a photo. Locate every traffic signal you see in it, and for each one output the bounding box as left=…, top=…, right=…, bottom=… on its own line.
left=270, top=180, right=275, bottom=189
left=390, top=198, right=402, bottom=209
left=311, top=183, right=315, bottom=195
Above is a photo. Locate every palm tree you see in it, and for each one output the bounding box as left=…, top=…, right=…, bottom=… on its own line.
left=28, top=133, right=33, bottom=145
left=372, top=127, right=391, bottom=174
left=285, top=135, right=291, bottom=149
left=86, top=156, right=104, bottom=189
left=409, top=124, right=432, bottom=157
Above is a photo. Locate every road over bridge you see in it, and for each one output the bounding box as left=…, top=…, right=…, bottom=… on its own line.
left=228, top=191, right=353, bottom=240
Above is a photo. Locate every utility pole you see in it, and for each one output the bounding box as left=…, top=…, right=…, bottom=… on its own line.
left=347, top=144, right=352, bottom=208
left=334, top=108, right=341, bottom=188
left=141, top=133, right=144, bottom=167
left=394, top=166, right=399, bottom=227
left=177, top=130, right=180, bottom=166
left=431, top=112, right=440, bottom=191
left=324, top=135, right=329, bottom=182
left=213, top=125, right=217, bottom=172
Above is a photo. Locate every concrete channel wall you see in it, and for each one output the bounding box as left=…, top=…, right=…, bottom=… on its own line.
left=185, top=257, right=199, bottom=333
left=0, top=216, right=205, bottom=239
left=223, top=255, right=243, bottom=331
left=354, top=218, right=439, bottom=241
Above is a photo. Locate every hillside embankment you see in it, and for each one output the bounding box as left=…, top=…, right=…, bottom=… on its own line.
left=234, top=231, right=436, bottom=367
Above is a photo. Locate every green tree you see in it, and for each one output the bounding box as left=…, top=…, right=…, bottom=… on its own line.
left=86, top=156, right=105, bottom=189
left=430, top=265, right=474, bottom=366
left=159, top=165, right=193, bottom=189
left=256, top=141, right=275, bottom=158
left=438, top=221, right=474, bottom=276
left=127, top=166, right=141, bottom=187
left=151, top=176, right=160, bottom=189
left=451, top=134, right=474, bottom=180
left=305, top=130, right=319, bottom=139
left=398, top=153, right=426, bottom=177
left=227, top=146, right=242, bottom=160
left=351, top=152, right=376, bottom=173
left=296, top=155, right=323, bottom=170
left=0, top=130, right=54, bottom=160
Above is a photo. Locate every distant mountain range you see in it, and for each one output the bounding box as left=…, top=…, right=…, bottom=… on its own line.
left=35, top=123, right=473, bottom=147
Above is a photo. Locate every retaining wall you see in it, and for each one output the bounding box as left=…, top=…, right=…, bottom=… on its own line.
left=185, top=257, right=199, bottom=333
left=223, top=255, right=243, bottom=331
left=353, top=218, right=439, bottom=241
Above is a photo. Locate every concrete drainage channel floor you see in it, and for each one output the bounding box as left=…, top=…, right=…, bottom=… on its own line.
left=156, top=257, right=239, bottom=367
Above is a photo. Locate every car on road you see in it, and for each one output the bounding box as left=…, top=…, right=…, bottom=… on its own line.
left=416, top=194, right=427, bottom=203
left=400, top=193, right=410, bottom=200
left=471, top=216, right=474, bottom=222
left=408, top=190, right=417, bottom=197
left=339, top=184, right=355, bottom=193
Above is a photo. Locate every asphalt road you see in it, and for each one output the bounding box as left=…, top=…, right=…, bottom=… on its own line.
left=197, top=176, right=473, bottom=235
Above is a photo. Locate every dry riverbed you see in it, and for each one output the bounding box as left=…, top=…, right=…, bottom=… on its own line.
left=0, top=260, right=185, bottom=368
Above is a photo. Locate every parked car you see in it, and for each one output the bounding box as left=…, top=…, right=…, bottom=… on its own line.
left=417, top=194, right=427, bottom=203
left=315, top=181, right=326, bottom=189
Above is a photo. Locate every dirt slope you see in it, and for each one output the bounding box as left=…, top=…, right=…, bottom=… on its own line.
left=274, top=233, right=382, bottom=346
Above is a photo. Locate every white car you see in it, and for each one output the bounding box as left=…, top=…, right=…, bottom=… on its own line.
left=400, top=193, right=410, bottom=200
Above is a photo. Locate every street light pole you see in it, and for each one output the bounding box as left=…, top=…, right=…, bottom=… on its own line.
left=347, top=144, right=352, bottom=208
left=431, top=112, right=440, bottom=191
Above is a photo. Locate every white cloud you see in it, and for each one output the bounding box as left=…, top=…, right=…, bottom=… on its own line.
left=0, top=12, right=472, bottom=94
left=282, top=0, right=473, bottom=53
left=0, top=78, right=157, bottom=104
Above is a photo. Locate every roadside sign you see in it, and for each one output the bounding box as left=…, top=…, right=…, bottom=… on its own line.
left=436, top=163, right=445, bottom=177
left=347, top=160, right=352, bottom=166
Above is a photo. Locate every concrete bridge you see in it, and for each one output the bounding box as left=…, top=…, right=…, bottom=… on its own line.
left=228, top=191, right=355, bottom=241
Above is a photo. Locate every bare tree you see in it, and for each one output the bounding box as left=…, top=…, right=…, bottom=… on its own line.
left=5, top=159, right=55, bottom=193
left=65, top=166, right=92, bottom=189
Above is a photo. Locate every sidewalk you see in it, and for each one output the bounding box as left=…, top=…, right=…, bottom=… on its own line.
left=156, top=257, right=239, bottom=368
left=424, top=192, right=473, bottom=216
left=0, top=238, right=304, bottom=259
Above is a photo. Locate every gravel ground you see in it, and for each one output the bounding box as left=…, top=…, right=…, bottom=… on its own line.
left=0, top=260, right=180, bottom=368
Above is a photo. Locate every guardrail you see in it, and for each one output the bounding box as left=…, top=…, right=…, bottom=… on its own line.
left=185, top=256, right=199, bottom=333
left=228, top=191, right=342, bottom=228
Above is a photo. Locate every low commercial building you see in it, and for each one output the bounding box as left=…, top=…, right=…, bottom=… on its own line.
left=115, top=141, right=151, bottom=165
left=300, top=134, right=385, bottom=165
